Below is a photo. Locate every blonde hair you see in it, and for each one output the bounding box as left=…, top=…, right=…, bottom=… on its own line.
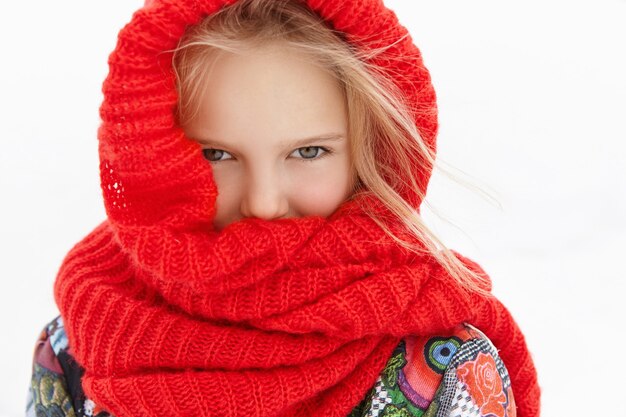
left=170, top=0, right=494, bottom=296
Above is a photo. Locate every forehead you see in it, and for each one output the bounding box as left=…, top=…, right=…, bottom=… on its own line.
left=185, top=45, right=347, bottom=149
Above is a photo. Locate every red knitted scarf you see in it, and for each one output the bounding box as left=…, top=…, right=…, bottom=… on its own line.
left=53, top=1, right=540, bottom=416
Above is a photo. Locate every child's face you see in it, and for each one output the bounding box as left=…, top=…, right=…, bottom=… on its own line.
left=184, top=43, right=357, bottom=231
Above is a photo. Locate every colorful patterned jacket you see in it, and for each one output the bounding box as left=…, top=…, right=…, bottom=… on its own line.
left=26, top=315, right=517, bottom=417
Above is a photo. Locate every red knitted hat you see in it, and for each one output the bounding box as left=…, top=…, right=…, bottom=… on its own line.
left=99, top=0, right=438, bottom=232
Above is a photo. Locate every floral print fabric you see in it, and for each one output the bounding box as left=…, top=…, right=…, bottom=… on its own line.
left=26, top=315, right=516, bottom=417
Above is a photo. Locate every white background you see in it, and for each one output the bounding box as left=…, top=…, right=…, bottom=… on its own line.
left=1, top=0, right=625, bottom=416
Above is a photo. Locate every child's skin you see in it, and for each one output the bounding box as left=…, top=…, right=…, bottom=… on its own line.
left=184, top=42, right=357, bottom=231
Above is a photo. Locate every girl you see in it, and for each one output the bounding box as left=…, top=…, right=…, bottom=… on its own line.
left=27, top=0, right=540, bottom=416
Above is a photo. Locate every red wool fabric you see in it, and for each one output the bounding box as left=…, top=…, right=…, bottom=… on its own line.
left=53, top=0, right=541, bottom=416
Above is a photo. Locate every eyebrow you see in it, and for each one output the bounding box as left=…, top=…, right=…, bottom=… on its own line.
left=195, top=133, right=346, bottom=149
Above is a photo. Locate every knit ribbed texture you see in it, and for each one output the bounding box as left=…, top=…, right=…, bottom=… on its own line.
left=53, top=0, right=540, bottom=416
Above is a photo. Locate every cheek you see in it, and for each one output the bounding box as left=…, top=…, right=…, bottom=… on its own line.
left=290, top=162, right=353, bottom=216
left=210, top=168, right=240, bottom=224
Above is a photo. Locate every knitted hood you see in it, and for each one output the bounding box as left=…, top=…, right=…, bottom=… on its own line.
left=99, top=0, right=437, bottom=235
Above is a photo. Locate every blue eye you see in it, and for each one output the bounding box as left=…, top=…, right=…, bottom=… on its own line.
left=202, top=149, right=232, bottom=162
left=292, top=146, right=330, bottom=161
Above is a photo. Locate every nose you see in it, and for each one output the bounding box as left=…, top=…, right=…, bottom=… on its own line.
left=239, top=174, right=289, bottom=221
